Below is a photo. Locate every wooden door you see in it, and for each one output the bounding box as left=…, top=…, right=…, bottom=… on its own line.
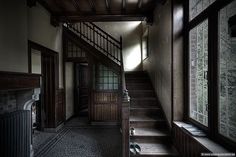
left=75, top=63, right=89, bottom=116
left=41, top=52, right=58, bottom=128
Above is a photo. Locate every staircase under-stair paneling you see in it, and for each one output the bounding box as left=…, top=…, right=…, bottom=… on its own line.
left=64, top=22, right=122, bottom=66
left=125, top=71, right=178, bottom=157
left=63, top=22, right=123, bottom=124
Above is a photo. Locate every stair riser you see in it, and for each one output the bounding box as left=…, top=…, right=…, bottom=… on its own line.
left=130, top=121, right=167, bottom=128
left=127, top=84, right=153, bottom=90
left=126, top=78, right=150, bottom=83
left=130, top=109, right=162, bottom=117
left=130, top=136, right=171, bottom=144
left=125, top=73, right=149, bottom=78
left=129, top=91, right=156, bottom=98
left=131, top=100, right=158, bottom=107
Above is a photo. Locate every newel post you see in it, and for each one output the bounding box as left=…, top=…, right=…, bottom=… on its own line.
left=122, top=89, right=130, bottom=157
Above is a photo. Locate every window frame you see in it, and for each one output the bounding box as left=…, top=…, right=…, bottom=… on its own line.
left=184, top=0, right=236, bottom=151
left=142, top=27, right=149, bottom=61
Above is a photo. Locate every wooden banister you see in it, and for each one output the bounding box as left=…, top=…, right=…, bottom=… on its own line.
left=64, top=22, right=121, bottom=66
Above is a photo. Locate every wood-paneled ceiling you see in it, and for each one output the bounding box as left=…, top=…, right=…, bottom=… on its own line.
left=34, top=0, right=164, bottom=22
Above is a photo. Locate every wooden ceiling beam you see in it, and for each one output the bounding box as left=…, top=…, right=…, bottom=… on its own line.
left=88, top=0, right=96, bottom=12
left=55, top=14, right=149, bottom=22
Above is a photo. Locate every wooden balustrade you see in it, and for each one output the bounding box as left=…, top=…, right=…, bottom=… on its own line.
left=65, top=22, right=121, bottom=65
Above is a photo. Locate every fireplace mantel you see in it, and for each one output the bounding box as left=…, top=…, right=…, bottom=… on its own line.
left=0, top=71, right=41, bottom=157
left=0, top=71, right=41, bottom=90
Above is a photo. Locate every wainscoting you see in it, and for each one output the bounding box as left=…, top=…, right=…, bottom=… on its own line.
left=173, top=122, right=230, bottom=157
left=91, top=91, right=120, bottom=123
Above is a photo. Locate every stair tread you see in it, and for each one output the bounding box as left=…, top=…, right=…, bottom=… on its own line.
left=131, top=105, right=160, bottom=109
left=131, top=128, right=169, bottom=137
left=129, top=89, right=154, bottom=92
left=135, top=143, right=178, bottom=156
left=130, top=115, right=164, bottom=122
left=132, top=97, right=157, bottom=100
left=130, top=107, right=160, bottom=110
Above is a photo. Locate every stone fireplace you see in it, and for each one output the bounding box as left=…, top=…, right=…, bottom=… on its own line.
left=0, top=71, right=41, bottom=157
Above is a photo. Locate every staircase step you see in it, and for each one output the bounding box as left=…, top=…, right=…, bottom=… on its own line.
left=132, top=128, right=169, bottom=137
left=130, top=143, right=178, bottom=157
left=131, top=98, right=159, bottom=107
left=129, top=90, right=156, bottom=98
left=130, top=115, right=166, bottom=128
left=126, top=78, right=150, bottom=83
left=126, top=83, right=153, bottom=90
left=125, top=71, right=149, bottom=78
left=130, top=128, right=170, bottom=143
left=130, top=108, right=162, bottom=117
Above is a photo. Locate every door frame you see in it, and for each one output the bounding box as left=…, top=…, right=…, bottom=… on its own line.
left=28, top=40, right=59, bottom=129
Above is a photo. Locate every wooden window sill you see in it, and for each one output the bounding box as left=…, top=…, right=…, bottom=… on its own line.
left=173, top=121, right=231, bottom=154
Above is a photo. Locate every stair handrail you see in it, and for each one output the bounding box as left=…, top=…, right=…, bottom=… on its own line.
left=64, top=22, right=122, bottom=66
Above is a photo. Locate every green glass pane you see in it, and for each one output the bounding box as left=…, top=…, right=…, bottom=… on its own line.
left=114, top=84, right=118, bottom=90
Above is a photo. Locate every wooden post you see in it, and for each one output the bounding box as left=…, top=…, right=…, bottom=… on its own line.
left=122, top=91, right=130, bottom=157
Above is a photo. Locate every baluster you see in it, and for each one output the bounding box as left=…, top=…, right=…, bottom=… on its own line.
left=86, top=23, right=88, bottom=41
left=93, top=25, right=95, bottom=47
left=106, top=36, right=109, bottom=54
left=118, top=47, right=120, bottom=61
left=97, top=32, right=99, bottom=49
left=103, top=36, right=105, bottom=53
left=115, top=45, right=117, bottom=60
left=110, top=41, right=112, bottom=57
left=79, top=22, right=82, bottom=38
left=90, top=26, right=92, bottom=44
left=100, top=34, right=102, bottom=50
left=83, top=23, right=85, bottom=39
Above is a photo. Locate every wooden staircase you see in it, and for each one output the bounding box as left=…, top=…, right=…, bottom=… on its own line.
left=125, top=71, right=178, bottom=157
left=63, top=22, right=122, bottom=73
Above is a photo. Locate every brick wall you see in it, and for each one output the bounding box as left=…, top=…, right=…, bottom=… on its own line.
left=0, top=92, right=17, bottom=114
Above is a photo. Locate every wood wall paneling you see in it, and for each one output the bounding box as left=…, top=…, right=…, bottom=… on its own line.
left=92, top=91, right=119, bottom=122
left=0, top=72, right=41, bottom=90
left=173, top=123, right=210, bottom=157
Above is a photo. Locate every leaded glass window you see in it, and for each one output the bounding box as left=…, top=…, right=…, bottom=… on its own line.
left=189, top=19, right=208, bottom=126
left=96, top=64, right=119, bottom=90
left=67, top=41, right=85, bottom=58
left=189, top=0, right=216, bottom=21
left=218, top=0, right=236, bottom=142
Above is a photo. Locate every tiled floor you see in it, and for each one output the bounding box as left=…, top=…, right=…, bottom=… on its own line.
left=33, top=117, right=121, bottom=157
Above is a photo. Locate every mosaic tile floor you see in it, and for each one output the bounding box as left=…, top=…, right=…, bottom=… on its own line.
left=33, top=118, right=121, bottom=157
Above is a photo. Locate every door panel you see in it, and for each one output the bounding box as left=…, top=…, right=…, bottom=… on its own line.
left=75, top=63, right=89, bottom=116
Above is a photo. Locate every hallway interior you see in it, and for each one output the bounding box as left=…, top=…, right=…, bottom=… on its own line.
left=0, top=0, right=236, bottom=156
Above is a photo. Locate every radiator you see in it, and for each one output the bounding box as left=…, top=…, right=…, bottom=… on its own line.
left=0, top=110, right=31, bottom=157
